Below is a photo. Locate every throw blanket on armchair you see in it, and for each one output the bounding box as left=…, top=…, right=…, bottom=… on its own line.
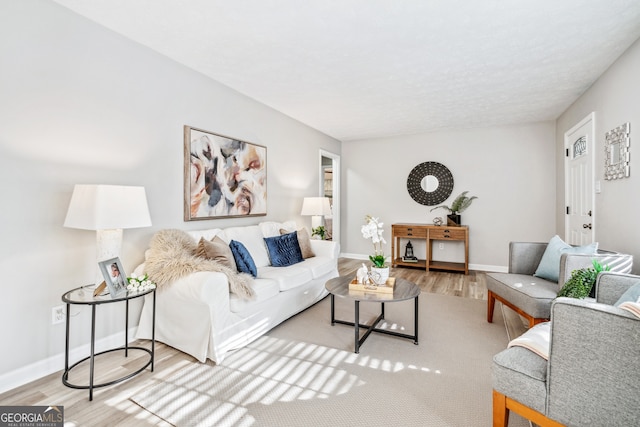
left=144, top=229, right=255, bottom=299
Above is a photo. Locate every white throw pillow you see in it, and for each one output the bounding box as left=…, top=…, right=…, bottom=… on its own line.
left=222, top=225, right=271, bottom=268
left=259, top=220, right=297, bottom=238
left=508, top=322, right=551, bottom=360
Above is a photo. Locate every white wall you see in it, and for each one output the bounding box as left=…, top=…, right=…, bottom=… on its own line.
left=0, top=0, right=339, bottom=386
left=341, top=122, right=557, bottom=270
left=556, top=37, right=640, bottom=271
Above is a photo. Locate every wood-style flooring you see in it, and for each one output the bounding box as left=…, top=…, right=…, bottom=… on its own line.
left=0, top=259, right=527, bottom=426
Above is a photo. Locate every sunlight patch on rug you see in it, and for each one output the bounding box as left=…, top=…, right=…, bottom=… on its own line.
left=131, top=293, right=530, bottom=427
left=132, top=335, right=365, bottom=426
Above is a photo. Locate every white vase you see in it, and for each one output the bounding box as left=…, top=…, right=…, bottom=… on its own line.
left=370, top=266, right=390, bottom=285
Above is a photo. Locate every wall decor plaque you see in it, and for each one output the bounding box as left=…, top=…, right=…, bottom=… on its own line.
left=406, top=162, right=454, bottom=206
left=604, top=122, right=630, bottom=180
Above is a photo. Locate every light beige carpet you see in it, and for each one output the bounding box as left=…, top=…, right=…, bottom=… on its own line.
left=132, top=293, right=530, bottom=427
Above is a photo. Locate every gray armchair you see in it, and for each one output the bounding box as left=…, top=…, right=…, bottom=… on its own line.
left=492, top=272, right=640, bottom=426
left=486, top=242, right=632, bottom=327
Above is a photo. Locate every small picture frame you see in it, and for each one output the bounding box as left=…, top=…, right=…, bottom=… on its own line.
left=98, top=257, right=128, bottom=298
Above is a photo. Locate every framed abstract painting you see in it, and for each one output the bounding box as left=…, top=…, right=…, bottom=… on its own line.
left=184, top=125, right=267, bottom=221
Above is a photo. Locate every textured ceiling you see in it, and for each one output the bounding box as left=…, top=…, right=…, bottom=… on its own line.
left=52, top=0, right=640, bottom=141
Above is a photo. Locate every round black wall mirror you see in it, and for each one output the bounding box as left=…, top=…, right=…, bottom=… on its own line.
left=406, top=162, right=454, bottom=205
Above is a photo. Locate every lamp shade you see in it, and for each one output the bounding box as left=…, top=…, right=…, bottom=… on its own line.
left=300, top=197, right=332, bottom=216
left=64, top=184, right=152, bottom=230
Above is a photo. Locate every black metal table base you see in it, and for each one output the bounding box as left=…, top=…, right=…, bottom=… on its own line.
left=330, top=294, right=419, bottom=353
left=62, top=346, right=153, bottom=391
left=62, top=291, right=156, bottom=401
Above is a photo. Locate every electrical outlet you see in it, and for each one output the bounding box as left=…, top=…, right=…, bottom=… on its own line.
left=439, top=243, right=445, bottom=250
left=52, top=305, right=65, bottom=325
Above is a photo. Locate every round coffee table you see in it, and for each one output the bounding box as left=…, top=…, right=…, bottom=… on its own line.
left=325, top=275, right=420, bottom=353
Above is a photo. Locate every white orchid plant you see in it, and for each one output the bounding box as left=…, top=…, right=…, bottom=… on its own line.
left=127, top=273, right=156, bottom=292
left=361, top=215, right=387, bottom=268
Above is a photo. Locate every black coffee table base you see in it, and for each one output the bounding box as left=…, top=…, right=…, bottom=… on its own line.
left=330, top=294, right=419, bottom=353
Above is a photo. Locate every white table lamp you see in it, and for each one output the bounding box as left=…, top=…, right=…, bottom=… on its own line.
left=64, top=184, right=152, bottom=284
left=301, top=197, right=332, bottom=229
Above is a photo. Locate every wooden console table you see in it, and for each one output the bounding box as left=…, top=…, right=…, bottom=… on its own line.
left=391, top=223, right=469, bottom=274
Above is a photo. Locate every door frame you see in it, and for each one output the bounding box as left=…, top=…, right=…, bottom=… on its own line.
left=320, top=149, right=340, bottom=245
left=564, top=112, right=596, bottom=243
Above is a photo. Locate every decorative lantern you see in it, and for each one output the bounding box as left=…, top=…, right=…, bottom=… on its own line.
left=405, top=241, right=414, bottom=258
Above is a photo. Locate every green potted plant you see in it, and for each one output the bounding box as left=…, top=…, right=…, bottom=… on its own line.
left=311, top=226, right=326, bottom=240
left=557, top=259, right=610, bottom=299
left=430, top=191, right=477, bottom=226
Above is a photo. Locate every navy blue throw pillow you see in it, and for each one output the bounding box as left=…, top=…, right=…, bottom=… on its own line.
left=264, top=232, right=304, bottom=267
left=229, top=240, right=257, bottom=277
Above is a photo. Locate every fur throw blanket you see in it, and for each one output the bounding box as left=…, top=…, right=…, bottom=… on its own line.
left=144, top=229, right=254, bottom=299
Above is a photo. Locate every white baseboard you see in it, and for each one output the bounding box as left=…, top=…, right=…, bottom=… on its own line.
left=340, top=253, right=507, bottom=273
left=0, top=327, right=139, bottom=395
left=471, top=264, right=508, bottom=273
left=339, top=252, right=368, bottom=260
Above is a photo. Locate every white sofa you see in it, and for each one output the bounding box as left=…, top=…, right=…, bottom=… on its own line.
left=135, top=221, right=339, bottom=364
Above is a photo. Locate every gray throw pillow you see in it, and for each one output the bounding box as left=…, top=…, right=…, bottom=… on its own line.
left=533, top=235, right=598, bottom=282
left=614, top=282, right=640, bottom=307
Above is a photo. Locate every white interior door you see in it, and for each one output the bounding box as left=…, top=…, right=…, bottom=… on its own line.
left=564, top=113, right=595, bottom=245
